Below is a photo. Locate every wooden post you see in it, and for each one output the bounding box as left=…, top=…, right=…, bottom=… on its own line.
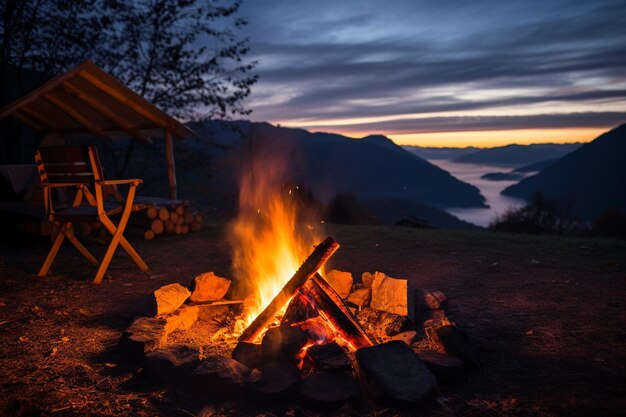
left=165, top=130, right=177, bottom=199
left=239, top=237, right=340, bottom=343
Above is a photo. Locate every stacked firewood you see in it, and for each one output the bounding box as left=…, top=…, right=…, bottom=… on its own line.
left=68, top=201, right=203, bottom=241
left=126, top=201, right=204, bottom=240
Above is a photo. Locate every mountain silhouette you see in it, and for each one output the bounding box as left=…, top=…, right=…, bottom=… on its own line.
left=180, top=120, right=485, bottom=228
left=454, top=143, right=581, bottom=166
left=502, top=124, right=626, bottom=221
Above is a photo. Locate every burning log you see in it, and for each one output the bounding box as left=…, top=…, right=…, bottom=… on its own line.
left=238, top=237, right=340, bottom=343
left=299, top=273, right=376, bottom=349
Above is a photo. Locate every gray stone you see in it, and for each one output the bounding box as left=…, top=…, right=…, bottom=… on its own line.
left=356, top=340, right=437, bottom=405
left=248, top=362, right=300, bottom=400
left=300, top=371, right=359, bottom=407
left=120, top=317, right=168, bottom=362
left=347, top=288, right=371, bottom=308
left=261, top=325, right=309, bottom=360
left=189, top=272, right=231, bottom=302
left=142, top=345, right=200, bottom=383
left=188, top=356, right=250, bottom=397
left=152, top=283, right=190, bottom=316
left=370, top=272, right=414, bottom=319
left=305, top=342, right=351, bottom=371
left=415, top=289, right=447, bottom=311
left=361, top=272, right=375, bottom=288
left=414, top=349, right=465, bottom=385
left=231, top=341, right=263, bottom=369
left=323, top=270, right=354, bottom=299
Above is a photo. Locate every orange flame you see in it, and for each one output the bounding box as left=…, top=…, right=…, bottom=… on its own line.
left=229, top=146, right=322, bottom=326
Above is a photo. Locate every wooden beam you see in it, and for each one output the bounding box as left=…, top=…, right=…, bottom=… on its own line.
left=62, top=81, right=152, bottom=144
left=239, top=237, right=341, bottom=343
left=42, top=93, right=108, bottom=139
left=12, top=110, right=45, bottom=130
left=79, top=71, right=177, bottom=133
left=165, top=130, right=177, bottom=199
left=18, top=107, right=57, bottom=129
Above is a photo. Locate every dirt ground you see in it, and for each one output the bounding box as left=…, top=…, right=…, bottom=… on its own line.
left=0, top=222, right=625, bottom=417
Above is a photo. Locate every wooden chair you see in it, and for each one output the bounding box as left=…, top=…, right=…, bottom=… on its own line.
left=34, top=145, right=148, bottom=284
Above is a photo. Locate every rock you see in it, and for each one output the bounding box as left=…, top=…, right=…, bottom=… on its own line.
left=432, top=325, right=480, bottom=368
left=415, top=289, right=447, bottom=311
left=391, top=331, right=417, bottom=345
left=189, top=272, right=231, bottom=302
left=188, top=356, right=250, bottom=397
left=416, top=309, right=447, bottom=326
left=361, top=272, right=375, bottom=288
left=347, top=288, right=371, bottom=308
left=355, top=340, right=437, bottom=405
left=261, top=325, right=309, bottom=361
left=120, top=317, right=168, bottom=362
left=323, top=270, right=353, bottom=299
left=247, top=362, right=300, bottom=400
left=370, top=272, right=414, bottom=319
left=143, top=345, right=200, bottom=383
left=152, top=283, right=190, bottom=316
left=414, top=349, right=464, bottom=385
left=174, top=305, right=199, bottom=330
left=232, top=341, right=263, bottom=369
left=305, top=342, right=351, bottom=371
left=299, top=371, right=359, bottom=407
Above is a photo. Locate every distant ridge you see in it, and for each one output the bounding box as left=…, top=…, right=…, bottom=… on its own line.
left=179, top=120, right=486, bottom=228
left=454, top=143, right=581, bottom=166
left=502, top=124, right=626, bottom=221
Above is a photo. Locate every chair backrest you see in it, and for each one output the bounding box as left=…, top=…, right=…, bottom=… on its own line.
left=35, top=145, right=104, bottom=184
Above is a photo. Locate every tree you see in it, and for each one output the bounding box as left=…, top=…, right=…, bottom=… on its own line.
left=0, top=0, right=257, bottom=170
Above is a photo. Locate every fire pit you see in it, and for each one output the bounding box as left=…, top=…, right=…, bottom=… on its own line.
left=119, top=150, right=478, bottom=413
left=120, top=236, right=478, bottom=412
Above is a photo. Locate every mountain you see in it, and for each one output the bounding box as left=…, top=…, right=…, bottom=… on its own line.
left=175, top=120, right=486, bottom=228
left=512, top=158, right=558, bottom=173
left=502, top=124, right=626, bottom=221
left=454, top=143, right=582, bottom=166
left=403, top=145, right=479, bottom=160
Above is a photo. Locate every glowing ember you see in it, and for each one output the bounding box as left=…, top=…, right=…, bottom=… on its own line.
left=228, top=146, right=321, bottom=327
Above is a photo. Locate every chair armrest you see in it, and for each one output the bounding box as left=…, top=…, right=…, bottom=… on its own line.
left=96, top=179, right=142, bottom=186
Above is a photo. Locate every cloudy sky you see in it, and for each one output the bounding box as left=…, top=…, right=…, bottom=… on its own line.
left=238, top=0, right=626, bottom=146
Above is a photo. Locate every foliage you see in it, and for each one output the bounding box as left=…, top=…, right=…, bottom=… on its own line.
left=490, top=192, right=587, bottom=235
left=325, top=192, right=378, bottom=225
left=0, top=0, right=257, bottom=119
left=592, top=208, right=626, bottom=239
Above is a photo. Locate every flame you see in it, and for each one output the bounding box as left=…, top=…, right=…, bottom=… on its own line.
left=229, top=145, right=321, bottom=326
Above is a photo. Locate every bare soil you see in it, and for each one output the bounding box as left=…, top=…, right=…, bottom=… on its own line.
left=0, top=222, right=625, bottom=417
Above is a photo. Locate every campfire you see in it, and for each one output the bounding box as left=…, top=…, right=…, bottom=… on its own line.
left=120, top=149, right=480, bottom=411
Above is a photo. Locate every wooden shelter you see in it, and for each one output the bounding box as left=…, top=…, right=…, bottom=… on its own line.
left=0, top=60, right=197, bottom=199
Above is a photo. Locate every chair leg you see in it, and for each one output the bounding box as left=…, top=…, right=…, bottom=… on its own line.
left=93, top=226, right=122, bottom=284
left=64, top=226, right=98, bottom=266
left=38, top=222, right=67, bottom=277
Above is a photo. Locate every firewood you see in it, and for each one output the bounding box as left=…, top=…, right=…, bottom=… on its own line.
left=238, top=237, right=340, bottom=343
left=129, top=217, right=164, bottom=234
left=190, top=222, right=201, bottom=232
left=175, top=204, right=185, bottom=215
left=169, top=211, right=179, bottom=224
left=165, top=220, right=175, bottom=234
left=126, top=226, right=155, bottom=241
left=195, top=213, right=203, bottom=223
left=175, top=225, right=183, bottom=234
left=299, top=273, right=376, bottom=349
left=157, top=207, right=169, bottom=221
left=146, top=206, right=158, bottom=219
left=176, top=215, right=185, bottom=226
left=182, top=225, right=189, bottom=234
left=76, top=222, right=92, bottom=237
left=184, top=212, right=195, bottom=224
